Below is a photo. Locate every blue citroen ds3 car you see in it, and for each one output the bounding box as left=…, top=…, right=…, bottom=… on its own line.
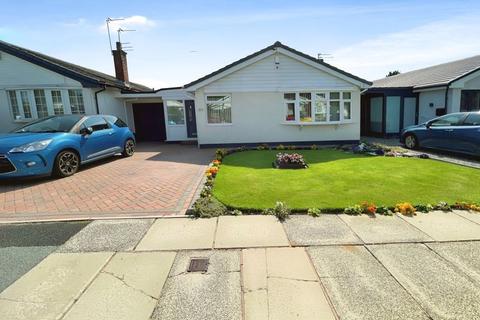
left=400, top=111, right=480, bottom=157
left=0, top=115, right=135, bottom=179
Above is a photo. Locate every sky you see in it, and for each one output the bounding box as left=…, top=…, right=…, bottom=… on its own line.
left=1, top=0, right=479, bottom=89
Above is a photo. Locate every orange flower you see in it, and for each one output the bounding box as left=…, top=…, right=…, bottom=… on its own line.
left=212, top=159, right=221, bottom=166
left=209, top=167, right=219, bottom=174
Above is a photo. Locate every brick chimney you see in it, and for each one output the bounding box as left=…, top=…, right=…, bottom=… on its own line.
left=112, top=41, right=129, bottom=83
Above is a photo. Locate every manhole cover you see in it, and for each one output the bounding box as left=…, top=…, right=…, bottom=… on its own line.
left=187, top=258, right=209, bottom=272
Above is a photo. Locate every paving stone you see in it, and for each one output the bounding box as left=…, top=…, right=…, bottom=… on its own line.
left=0, top=252, right=112, bottom=320
left=427, top=241, right=480, bottom=285
left=369, top=243, right=480, bottom=319
left=151, top=250, right=241, bottom=320
left=58, top=219, right=154, bottom=252
left=244, top=289, right=268, bottom=320
left=308, top=246, right=429, bottom=320
left=454, top=210, right=480, bottom=225
left=284, top=215, right=362, bottom=246
left=399, top=211, right=480, bottom=241
left=0, top=246, right=56, bottom=293
left=339, top=214, right=433, bottom=244
left=268, top=277, right=335, bottom=320
left=63, top=252, right=176, bottom=320
left=242, top=249, right=267, bottom=291
left=135, top=218, right=216, bottom=251
left=215, top=216, right=289, bottom=248
left=266, top=247, right=317, bottom=281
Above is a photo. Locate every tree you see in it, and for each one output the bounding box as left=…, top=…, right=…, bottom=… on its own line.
left=386, top=70, right=401, bottom=77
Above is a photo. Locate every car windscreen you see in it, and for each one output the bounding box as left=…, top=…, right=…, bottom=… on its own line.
left=13, top=115, right=83, bottom=133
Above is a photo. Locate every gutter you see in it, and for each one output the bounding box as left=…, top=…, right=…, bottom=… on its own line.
left=94, top=86, right=107, bottom=114
left=444, top=83, right=450, bottom=112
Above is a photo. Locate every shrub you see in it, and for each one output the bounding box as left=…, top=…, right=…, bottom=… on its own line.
left=192, top=197, right=227, bottom=218
left=453, top=202, right=480, bottom=212
left=263, top=201, right=290, bottom=221
left=286, top=145, right=296, bottom=150
left=307, top=208, right=322, bottom=217
left=275, top=153, right=308, bottom=169
left=344, top=205, right=363, bottom=215
left=256, top=143, right=269, bottom=150
left=376, top=205, right=393, bottom=216
left=416, top=204, right=434, bottom=213
left=310, top=144, right=318, bottom=150
left=395, top=202, right=416, bottom=216
left=276, top=144, right=285, bottom=150
left=435, top=201, right=452, bottom=212
left=200, top=185, right=212, bottom=198
left=216, top=148, right=228, bottom=160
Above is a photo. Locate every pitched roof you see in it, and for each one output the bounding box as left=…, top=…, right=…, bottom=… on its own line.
left=0, top=40, right=151, bottom=92
left=183, top=41, right=372, bottom=89
left=371, top=55, right=480, bottom=90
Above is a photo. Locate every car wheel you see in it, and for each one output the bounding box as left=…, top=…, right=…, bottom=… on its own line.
left=404, top=134, right=418, bottom=149
left=53, top=150, right=80, bottom=178
left=122, top=139, right=135, bottom=157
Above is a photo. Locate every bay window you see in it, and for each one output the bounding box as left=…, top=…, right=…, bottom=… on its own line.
left=207, top=95, right=232, bottom=124
left=166, top=100, right=185, bottom=125
left=283, top=91, right=353, bottom=124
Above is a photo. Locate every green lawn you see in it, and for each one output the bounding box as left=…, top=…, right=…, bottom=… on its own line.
left=212, top=149, right=480, bottom=210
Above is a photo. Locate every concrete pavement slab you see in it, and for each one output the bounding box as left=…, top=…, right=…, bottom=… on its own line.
left=0, top=221, right=89, bottom=247
left=369, top=243, right=480, bottom=319
left=244, top=289, right=268, bottom=320
left=454, top=210, right=480, bottom=225
left=0, top=252, right=112, bottom=320
left=399, top=211, right=480, bottom=241
left=242, top=249, right=267, bottom=291
left=0, top=246, right=56, bottom=292
left=58, top=219, right=154, bottom=252
left=135, top=218, right=216, bottom=251
left=308, top=246, right=429, bottom=320
left=266, top=247, right=318, bottom=281
left=427, top=241, right=480, bottom=285
left=63, top=252, right=176, bottom=320
left=339, top=214, right=433, bottom=244
left=215, top=216, right=289, bottom=248
left=151, top=250, right=242, bottom=320
left=284, top=215, right=362, bottom=246
left=268, top=277, right=336, bottom=320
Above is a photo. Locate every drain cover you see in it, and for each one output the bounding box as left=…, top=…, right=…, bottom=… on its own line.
left=187, top=258, right=209, bottom=272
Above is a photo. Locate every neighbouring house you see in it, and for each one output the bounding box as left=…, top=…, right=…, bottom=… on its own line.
left=0, top=40, right=152, bottom=133
left=361, top=55, right=480, bottom=137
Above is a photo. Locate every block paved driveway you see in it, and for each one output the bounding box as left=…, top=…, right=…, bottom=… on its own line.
left=0, top=143, right=213, bottom=222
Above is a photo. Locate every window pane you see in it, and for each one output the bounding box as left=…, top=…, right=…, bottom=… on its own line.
left=167, top=100, right=185, bottom=125
left=314, top=93, right=327, bottom=122
left=431, top=114, right=464, bottom=126
left=343, top=101, right=351, bottom=120
left=299, top=93, right=312, bottom=122
left=51, top=90, right=64, bottom=115
left=463, top=113, right=480, bottom=125
left=330, top=101, right=340, bottom=121
left=284, top=93, right=295, bottom=101
left=7, top=91, right=20, bottom=119
left=460, top=90, right=480, bottom=112
left=83, top=116, right=109, bottom=131
left=34, top=90, right=49, bottom=118
left=207, top=95, right=231, bottom=124
left=330, top=92, right=340, bottom=100
left=286, top=102, right=295, bottom=121
left=20, top=91, right=32, bottom=118
left=342, top=92, right=351, bottom=100
left=68, top=89, right=85, bottom=114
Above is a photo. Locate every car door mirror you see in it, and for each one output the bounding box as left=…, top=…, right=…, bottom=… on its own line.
left=425, top=121, right=432, bottom=129
left=80, top=127, right=93, bottom=136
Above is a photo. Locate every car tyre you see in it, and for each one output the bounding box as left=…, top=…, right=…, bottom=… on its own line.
left=53, top=150, right=80, bottom=178
left=122, top=139, right=135, bottom=157
left=404, top=134, right=418, bottom=149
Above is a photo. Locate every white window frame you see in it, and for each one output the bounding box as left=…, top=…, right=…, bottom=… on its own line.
left=5, top=88, right=83, bottom=122
left=68, top=89, right=86, bottom=114
left=205, top=94, right=232, bottom=125
left=165, top=100, right=186, bottom=126
left=282, top=91, right=353, bottom=125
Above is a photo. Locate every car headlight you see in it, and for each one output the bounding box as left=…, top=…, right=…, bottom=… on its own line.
left=9, top=139, right=53, bottom=153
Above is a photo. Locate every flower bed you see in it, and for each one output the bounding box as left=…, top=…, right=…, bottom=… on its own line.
left=273, top=153, right=308, bottom=169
